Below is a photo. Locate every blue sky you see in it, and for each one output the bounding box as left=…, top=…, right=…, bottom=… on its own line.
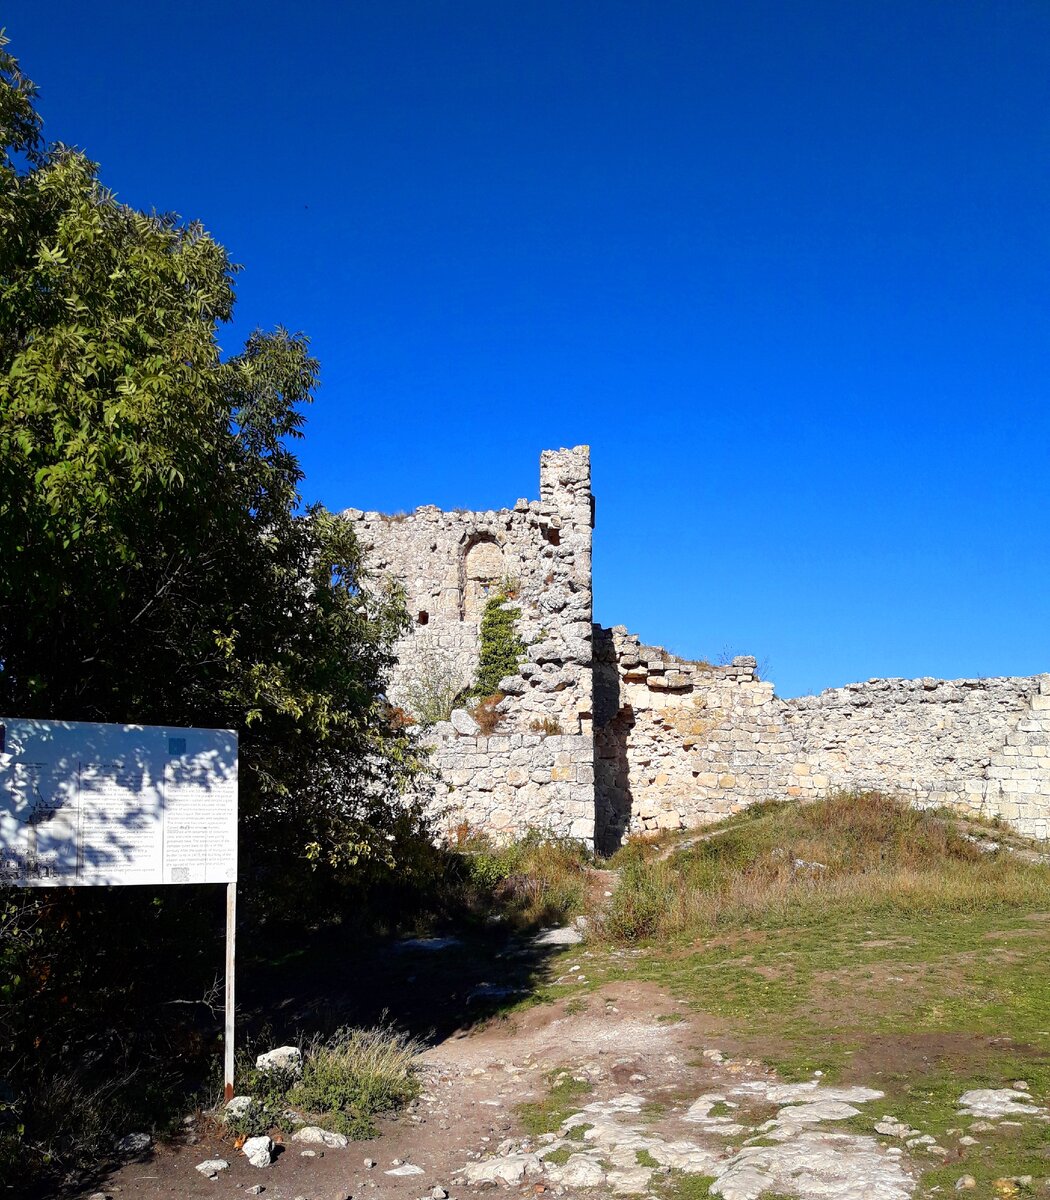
left=8, top=1, right=1049, bottom=696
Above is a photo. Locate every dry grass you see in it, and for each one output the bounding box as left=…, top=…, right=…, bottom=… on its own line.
left=471, top=693, right=506, bottom=734
left=600, top=792, right=1050, bottom=941
left=461, top=831, right=590, bottom=929
left=289, top=1023, right=423, bottom=1137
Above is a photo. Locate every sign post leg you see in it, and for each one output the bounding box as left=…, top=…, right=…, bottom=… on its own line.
left=224, top=881, right=237, bottom=1102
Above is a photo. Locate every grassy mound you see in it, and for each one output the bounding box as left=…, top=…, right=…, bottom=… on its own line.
left=602, top=792, right=1049, bottom=941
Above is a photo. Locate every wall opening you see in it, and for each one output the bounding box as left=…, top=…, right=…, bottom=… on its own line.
left=461, top=536, right=505, bottom=620
left=418, top=611, right=429, bottom=625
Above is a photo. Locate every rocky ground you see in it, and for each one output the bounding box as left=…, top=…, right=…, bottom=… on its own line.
left=77, top=965, right=1049, bottom=1200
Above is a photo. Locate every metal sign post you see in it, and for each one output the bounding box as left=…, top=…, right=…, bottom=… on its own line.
left=0, top=718, right=240, bottom=1094
left=225, top=880, right=237, bottom=1101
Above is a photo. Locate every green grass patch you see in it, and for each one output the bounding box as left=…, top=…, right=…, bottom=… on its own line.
left=224, top=1023, right=423, bottom=1141
left=288, top=1024, right=422, bottom=1138
left=518, top=1072, right=593, bottom=1136
left=598, top=793, right=1050, bottom=942
left=544, top=1145, right=572, bottom=1165
left=653, top=1170, right=718, bottom=1200
left=578, top=795, right=1050, bottom=1194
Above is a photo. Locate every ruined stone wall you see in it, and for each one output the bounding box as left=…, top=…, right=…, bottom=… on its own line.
left=595, top=626, right=1050, bottom=849
left=343, top=446, right=595, bottom=842
left=342, top=445, right=1048, bottom=850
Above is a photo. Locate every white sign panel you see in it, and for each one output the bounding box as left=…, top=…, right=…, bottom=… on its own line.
left=0, top=719, right=237, bottom=887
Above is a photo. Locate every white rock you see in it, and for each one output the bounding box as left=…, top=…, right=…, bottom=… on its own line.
left=223, top=1095, right=254, bottom=1119
left=255, top=1046, right=302, bottom=1075
left=730, top=1081, right=884, bottom=1106
left=955, top=1176, right=977, bottom=1191
left=683, top=1094, right=747, bottom=1135
left=874, top=1118, right=910, bottom=1137
left=546, top=1153, right=605, bottom=1188
left=607, top=1166, right=656, bottom=1194
left=532, top=926, right=584, bottom=946
left=957, top=1088, right=1046, bottom=1118
left=242, top=1135, right=275, bottom=1168
left=385, top=1164, right=425, bottom=1177
left=195, top=1158, right=230, bottom=1176
left=653, top=1140, right=720, bottom=1173
left=292, top=1125, right=350, bottom=1148
left=462, top=1153, right=543, bottom=1185
left=450, top=708, right=479, bottom=735
left=115, top=1132, right=151, bottom=1154
left=762, top=1099, right=862, bottom=1136
left=711, top=1130, right=913, bottom=1200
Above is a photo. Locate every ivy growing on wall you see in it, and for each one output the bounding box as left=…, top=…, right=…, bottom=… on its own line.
left=469, top=594, right=525, bottom=699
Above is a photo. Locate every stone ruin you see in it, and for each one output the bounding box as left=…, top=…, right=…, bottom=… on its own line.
left=343, top=446, right=1050, bottom=851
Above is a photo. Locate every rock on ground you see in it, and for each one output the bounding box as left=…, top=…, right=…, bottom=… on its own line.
left=255, top=1045, right=303, bottom=1075
left=242, top=1135, right=275, bottom=1167
left=292, top=1125, right=350, bottom=1148
left=195, top=1158, right=230, bottom=1176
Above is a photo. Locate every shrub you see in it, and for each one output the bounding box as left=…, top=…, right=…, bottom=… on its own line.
left=470, top=595, right=524, bottom=698
left=289, top=1024, right=423, bottom=1139
left=401, top=648, right=471, bottom=726
left=462, top=831, right=590, bottom=929
left=529, top=716, right=562, bottom=735
left=218, top=1053, right=301, bottom=1138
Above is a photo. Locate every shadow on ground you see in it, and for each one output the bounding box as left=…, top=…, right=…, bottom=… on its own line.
left=238, top=921, right=568, bottom=1049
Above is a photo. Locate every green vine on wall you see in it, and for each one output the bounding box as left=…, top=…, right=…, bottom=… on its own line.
left=469, top=593, right=525, bottom=699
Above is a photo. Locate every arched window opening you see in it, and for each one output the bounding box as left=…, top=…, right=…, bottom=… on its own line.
left=462, top=537, right=504, bottom=619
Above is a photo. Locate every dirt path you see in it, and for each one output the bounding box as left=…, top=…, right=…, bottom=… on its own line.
left=72, top=939, right=1047, bottom=1200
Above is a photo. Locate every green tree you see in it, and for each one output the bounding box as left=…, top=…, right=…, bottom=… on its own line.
left=0, top=34, right=431, bottom=1179
left=0, top=35, right=422, bottom=872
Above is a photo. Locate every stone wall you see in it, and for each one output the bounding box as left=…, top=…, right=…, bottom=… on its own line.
left=343, top=446, right=595, bottom=842
left=342, top=444, right=1048, bottom=850
left=594, top=625, right=1050, bottom=849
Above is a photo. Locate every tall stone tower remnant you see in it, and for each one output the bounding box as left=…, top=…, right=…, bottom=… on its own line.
left=343, top=446, right=596, bottom=843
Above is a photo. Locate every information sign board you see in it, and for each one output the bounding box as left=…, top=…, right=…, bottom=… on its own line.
left=0, top=718, right=238, bottom=887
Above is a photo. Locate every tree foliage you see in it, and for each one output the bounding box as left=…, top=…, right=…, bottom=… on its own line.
left=0, top=34, right=430, bottom=1183
left=0, top=34, right=424, bottom=874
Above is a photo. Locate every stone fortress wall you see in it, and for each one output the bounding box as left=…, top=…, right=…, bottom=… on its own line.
left=343, top=447, right=596, bottom=843
left=594, top=627, right=1050, bottom=849
left=345, top=446, right=1050, bottom=849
